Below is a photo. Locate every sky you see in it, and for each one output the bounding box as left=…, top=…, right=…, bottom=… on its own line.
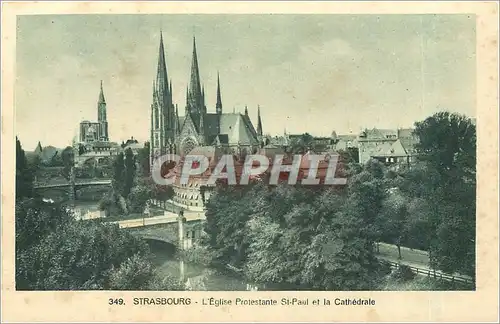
left=15, top=14, right=476, bottom=150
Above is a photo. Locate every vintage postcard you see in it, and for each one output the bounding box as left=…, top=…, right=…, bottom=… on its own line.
left=1, top=1, right=499, bottom=323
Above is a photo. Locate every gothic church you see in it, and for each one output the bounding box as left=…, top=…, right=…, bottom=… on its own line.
left=150, top=33, right=264, bottom=166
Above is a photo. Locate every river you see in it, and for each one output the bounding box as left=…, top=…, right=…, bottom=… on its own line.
left=147, top=240, right=251, bottom=291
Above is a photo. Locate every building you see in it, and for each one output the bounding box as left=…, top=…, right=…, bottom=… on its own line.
left=149, top=33, right=264, bottom=210
left=357, top=128, right=418, bottom=166
left=330, top=131, right=358, bottom=151
left=149, top=34, right=263, bottom=167
left=167, top=146, right=347, bottom=209
left=79, top=81, right=109, bottom=144
left=122, top=137, right=143, bottom=156
left=74, top=81, right=121, bottom=166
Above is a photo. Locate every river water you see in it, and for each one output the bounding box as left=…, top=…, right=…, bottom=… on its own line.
left=147, top=240, right=250, bottom=291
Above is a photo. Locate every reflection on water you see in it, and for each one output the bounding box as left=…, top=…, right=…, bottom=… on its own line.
left=147, top=240, right=249, bottom=291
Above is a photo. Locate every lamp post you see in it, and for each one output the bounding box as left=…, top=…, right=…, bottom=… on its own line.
left=177, top=209, right=187, bottom=284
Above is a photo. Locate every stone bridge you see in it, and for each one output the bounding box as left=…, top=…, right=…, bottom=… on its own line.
left=33, top=179, right=112, bottom=202
left=108, top=212, right=205, bottom=249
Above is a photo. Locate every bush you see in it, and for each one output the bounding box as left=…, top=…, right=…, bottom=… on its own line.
left=389, top=264, right=416, bottom=282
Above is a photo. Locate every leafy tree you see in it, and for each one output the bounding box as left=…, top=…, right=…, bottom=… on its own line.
left=123, top=148, right=136, bottom=197
left=289, top=133, right=315, bottom=154
left=16, top=137, right=33, bottom=199
left=16, top=198, right=73, bottom=253
left=413, top=112, right=476, bottom=277
left=137, top=142, right=150, bottom=177
left=379, top=189, right=409, bottom=259
left=244, top=185, right=381, bottom=290
left=414, top=111, right=476, bottom=180
left=127, top=184, right=152, bottom=214
left=203, top=183, right=264, bottom=268
left=112, top=152, right=125, bottom=195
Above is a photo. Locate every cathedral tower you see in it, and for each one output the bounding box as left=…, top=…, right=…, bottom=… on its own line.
left=97, top=80, right=109, bottom=142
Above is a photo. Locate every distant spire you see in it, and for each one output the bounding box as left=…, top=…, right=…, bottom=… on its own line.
left=98, top=80, right=105, bottom=104
left=257, top=105, right=263, bottom=136
left=245, top=105, right=248, bottom=116
left=35, top=141, right=43, bottom=155
left=216, top=71, right=222, bottom=114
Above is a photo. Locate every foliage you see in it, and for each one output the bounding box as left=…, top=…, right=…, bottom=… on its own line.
left=17, top=221, right=149, bottom=290
left=127, top=184, right=152, bottom=214
left=338, top=147, right=359, bottom=164
left=197, top=111, right=477, bottom=290
left=123, top=148, right=136, bottom=197
left=203, top=183, right=264, bottom=268
left=414, top=111, right=476, bottom=179
left=15, top=198, right=73, bottom=252
left=289, top=133, right=315, bottom=154
left=137, top=142, right=150, bottom=177
left=15, top=199, right=179, bottom=290
left=108, top=254, right=182, bottom=290
left=412, top=112, right=476, bottom=277
left=388, top=264, right=416, bottom=282
left=179, top=243, right=215, bottom=267
left=112, top=152, right=125, bottom=196
left=16, top=137, right=34, bottom=200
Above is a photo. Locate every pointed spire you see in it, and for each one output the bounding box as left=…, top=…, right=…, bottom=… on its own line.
left=216, top=71, right=222, bottom=114
left=98, top=80, right=105, bottom=104
left=35, top=141, right=43, bottom=155
left=245, top=105, right=249, bottom=116
left=156, top=31, right=169, bottom=96
left=188, top=36, right=202, bottom=112
left=257, top=105, right=263, bottom=136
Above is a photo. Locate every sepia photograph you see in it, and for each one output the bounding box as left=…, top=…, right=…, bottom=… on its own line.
left=2, top=1, right=499, bottom=323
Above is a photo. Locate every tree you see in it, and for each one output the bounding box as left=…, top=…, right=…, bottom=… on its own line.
left=414, top=111, right=476, bottom=180
left=127, top=184, right=152, bottom=214
left=203, top=183, right=263, bottom=268
left=404, top=112, right=476, bottom=277
left=16, top=198, right=73, bottom=253
left=17, top=220, right=152, bottom=290
left=380, top=189, right=409, bottom=259
left=123, top=148, right=136, bottom=197
left=290, top=133, right=315, bottom=154
left=112, top=152, right=125, bottom=195
left=16, top=137, right=33, bottom=200
left=108, top=254, right=182, bottom=290
left=137, top=142, right=150, bottom=177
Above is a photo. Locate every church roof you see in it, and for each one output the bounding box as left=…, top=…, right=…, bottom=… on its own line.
left=179, top=112, right=259, bottom=146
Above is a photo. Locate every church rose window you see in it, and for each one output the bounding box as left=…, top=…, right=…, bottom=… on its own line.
left=181, top=138, right=196, bottom=155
